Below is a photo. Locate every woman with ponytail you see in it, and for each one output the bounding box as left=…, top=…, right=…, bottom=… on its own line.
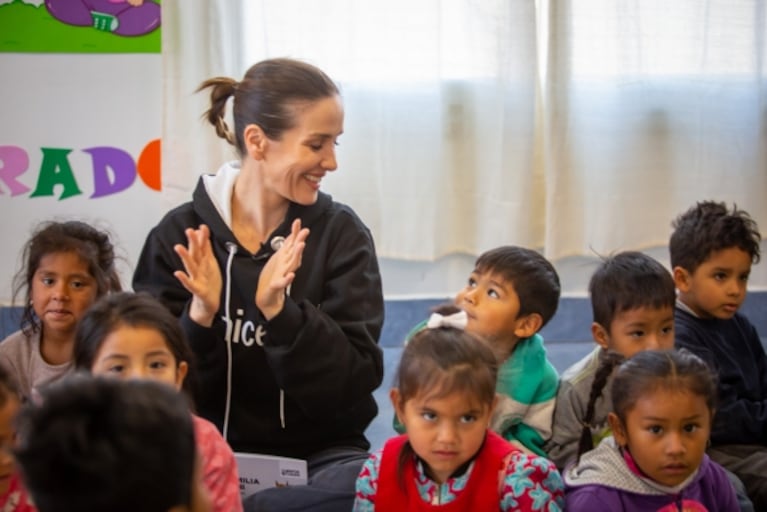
left=133, top=58, right=385, bottom=512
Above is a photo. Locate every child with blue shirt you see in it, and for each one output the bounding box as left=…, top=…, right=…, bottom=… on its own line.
left=670, top=200, right=767, bottom=509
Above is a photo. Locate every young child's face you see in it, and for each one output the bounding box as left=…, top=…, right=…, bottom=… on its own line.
left=0, top=396, right=19, bottom=496
left=610, top=387, right=711, bottom=487
left=455, top=270, right=524, bottom=346
left=391, top=387, right=494, bottom=485
left=595, top=305, right=675, bottom=359
left=675, top=247, right=751, bottom=320
left=30, top=251, right=98, bottom=338
left=90, top=325, right=188, bottom=391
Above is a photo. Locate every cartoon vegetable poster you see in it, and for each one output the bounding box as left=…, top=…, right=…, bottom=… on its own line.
left=0, top=0, right=161, bottom=53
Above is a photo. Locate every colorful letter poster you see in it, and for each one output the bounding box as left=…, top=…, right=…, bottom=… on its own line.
left=0, top=0, right=164, bottom=300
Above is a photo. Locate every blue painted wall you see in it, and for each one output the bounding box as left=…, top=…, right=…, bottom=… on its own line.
left=381, top=292, right=767, bottom=348
left=3, top=291, right=765, bottom=347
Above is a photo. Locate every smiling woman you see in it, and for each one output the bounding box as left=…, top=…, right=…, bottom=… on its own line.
left=132, top=58, right=385, bottom=512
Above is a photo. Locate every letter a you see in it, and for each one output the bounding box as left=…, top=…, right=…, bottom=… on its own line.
left=30, top=148, right=82, bottom=200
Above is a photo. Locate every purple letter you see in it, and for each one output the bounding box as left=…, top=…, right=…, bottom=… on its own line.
left=84, top=146, right=136, bottom=198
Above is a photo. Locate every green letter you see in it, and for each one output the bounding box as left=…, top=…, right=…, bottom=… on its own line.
left=30, top=148, right=82, bottom=200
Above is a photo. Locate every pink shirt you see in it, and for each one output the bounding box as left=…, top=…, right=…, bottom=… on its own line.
left=193, top=415, right=242, bottom=512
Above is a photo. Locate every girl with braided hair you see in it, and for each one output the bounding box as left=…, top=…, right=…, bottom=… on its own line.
left=548, top=250, right=753, bottom=511
left=545, top=251, right=676, bottom=469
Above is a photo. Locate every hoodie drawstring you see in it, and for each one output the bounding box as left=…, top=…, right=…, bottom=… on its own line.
left=222, top=242, right=237, bottom=441
left=270, top=234, right=291, bottom=429
left=279, top=279, right=289, bottom=428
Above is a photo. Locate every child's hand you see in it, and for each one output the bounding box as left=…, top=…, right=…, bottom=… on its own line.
left=173, top=224, right=222, bottom=327
left=256, top=219, right=309, bottom=320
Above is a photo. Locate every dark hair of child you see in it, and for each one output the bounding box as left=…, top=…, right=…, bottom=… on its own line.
left=14, top=376, right=196, bottom=512
left=474, top=246, right=561, bottom=328
left=393, top=326, right=498, bottom=489
left=669, top=200, right=761, bottom=272
left=611, top=349, right=718, bottom=427
left=589, top=251, right=676, bottom=331
left=12, top=220, right=122, bottom=337
left=73, top=291, right=199, bottom=403
left=576, top=251, right=676, bottom=461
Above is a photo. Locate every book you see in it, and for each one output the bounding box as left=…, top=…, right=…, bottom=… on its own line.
left=234, top=452, right=308, bottom=499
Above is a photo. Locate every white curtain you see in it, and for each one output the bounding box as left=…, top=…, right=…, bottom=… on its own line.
left=543, top=0, right=767, bottom=259
left=160, top=1, right=245, bottom=209
left=162, top=0, right=766, bottom=264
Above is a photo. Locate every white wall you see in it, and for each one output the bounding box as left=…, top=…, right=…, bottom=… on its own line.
left=380, top=241, right=767, bottom=299
left=0, top=53, right=163, bottom=305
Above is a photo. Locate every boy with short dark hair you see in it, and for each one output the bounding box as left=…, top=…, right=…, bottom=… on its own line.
left=545, top=251, right=677, bottom=470
left=14, top=376, right=212, bottom=512
left=670, top=200, right=766, bottom=509
left=399, top=245, right=561, bottom=456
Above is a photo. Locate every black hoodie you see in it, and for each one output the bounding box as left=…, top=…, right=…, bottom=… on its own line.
left=133, top=165, right=384, bottom=457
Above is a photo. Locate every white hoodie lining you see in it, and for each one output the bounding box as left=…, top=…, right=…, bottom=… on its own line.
left=202, top=161, right=241, bottom=229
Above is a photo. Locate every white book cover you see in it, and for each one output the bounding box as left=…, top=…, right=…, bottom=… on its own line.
left=234, top=452, right=308, bottom=499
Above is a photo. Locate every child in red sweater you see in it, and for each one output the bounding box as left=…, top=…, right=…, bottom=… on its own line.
left=353, top=322, right=564, bottom=511
left=0, top=365, right=34, bottom=511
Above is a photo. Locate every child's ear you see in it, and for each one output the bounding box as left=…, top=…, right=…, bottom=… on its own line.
left=487, top=393, right=501, bottom=428
left=591, top=322, right=610, bottom=350
left=244, top=123, right=268, bottom=160
left=673, top=266, right=691, bottom=293
left=390, top=388, right=405, bottom=424
left=175, top=361, right=189, bottom=392
left=514, top=313, right=542, bottom=339
left=608, top=412, right=627, bottom=446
